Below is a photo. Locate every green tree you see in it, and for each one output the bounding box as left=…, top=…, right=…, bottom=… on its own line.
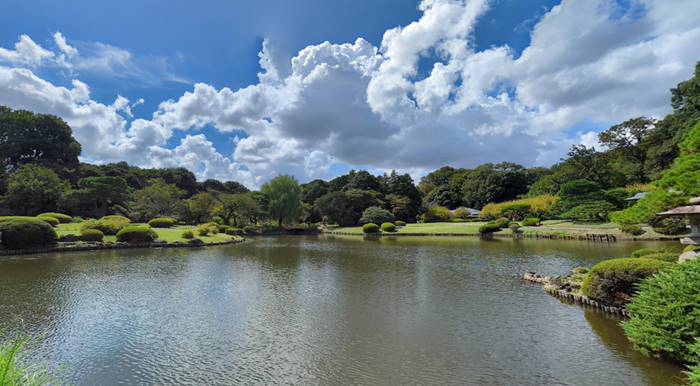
left=184, top=192, right=218, bottom=224
left=314, top=189, right=381, bottom=226
left=260, top=175, right=302, bottom=226
left=2, top=164, right=66, bottom=215
left=223, top=181, right=249, bottom=194
left=63, top=176, right=131, bottom=218
left=0, top=106, right=81, bottom=172
left=214, top=193, right=259, bottom=226
left=129, top=180, right=185, bottom=221
left=598, top=117, right=656, bottom=183
left=301, top=179, right=330, bottom=205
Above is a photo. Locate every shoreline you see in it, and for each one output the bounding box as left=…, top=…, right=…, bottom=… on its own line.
left=0, top=237, right=246, bottom=257
left=322, top=230, right=680, bottom=242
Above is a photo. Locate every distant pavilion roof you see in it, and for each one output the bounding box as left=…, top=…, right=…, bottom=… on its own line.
left=625, top=192, right=648, bottom=201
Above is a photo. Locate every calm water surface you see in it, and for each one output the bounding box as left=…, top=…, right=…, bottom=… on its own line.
left=0, top=236, right=686, bottom=385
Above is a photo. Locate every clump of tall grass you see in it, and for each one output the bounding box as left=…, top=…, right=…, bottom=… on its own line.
left=0, top=335, right=57, bottom=385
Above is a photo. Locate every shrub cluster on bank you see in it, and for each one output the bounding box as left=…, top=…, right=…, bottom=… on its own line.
left=0, top=218, right=58, bottom=249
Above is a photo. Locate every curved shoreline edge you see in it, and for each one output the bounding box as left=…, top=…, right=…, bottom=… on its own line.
left=0, top=237, right=246, bottom=257
left=523, top=272, right=629, bottom=317
left=323, top=230, right=680, bottom=242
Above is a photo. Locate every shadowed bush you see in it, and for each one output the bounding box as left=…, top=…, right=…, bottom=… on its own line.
left=582, top=258, right=673, bottom=306
left=362, top=223, right=379, bottom=234
left=81, top=215, right=131, bottom=235
left=181, top=230, right=194, bottom=239
left=0, top=219, right=57, bottom=249
left=380, top=222, right=396, bottom=232
left=630, top=248, right=659, bottom=258
left=36, top=216, right=59, bottom=227
left=522, top=217, right=541, bottom=227
left=359, top=207, right=395, bottom=226
left=80, top=229, right=104, bottom=242
left=478, top=223, right=501, bottom=234
left=37, top=212, right=72, bottom=223
left=394, top=220, right=406, bottom=227
left=147, top=217, right=176, bottom=228
left=116, top=225, right=157, bottom=244
left=494, top=218, right=510, bottom=229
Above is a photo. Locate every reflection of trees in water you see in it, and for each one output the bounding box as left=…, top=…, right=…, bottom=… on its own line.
left=584, top=309, right=686, bottom=386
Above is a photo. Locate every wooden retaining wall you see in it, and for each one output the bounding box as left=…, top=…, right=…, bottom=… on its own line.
left=522, top=272, right=629, bottom=317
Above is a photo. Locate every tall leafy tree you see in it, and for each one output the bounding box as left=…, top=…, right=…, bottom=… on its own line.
left=598, top=117, right=655, bottom=183
left=2, top=164, right=66, bottom=215
left=129, top=180, right=185, bottom=221
left=0, top=106, right=81, bottom=173
left=214, top=193, right=258, bottom=226
left=261, top=175, right=302, bottom=226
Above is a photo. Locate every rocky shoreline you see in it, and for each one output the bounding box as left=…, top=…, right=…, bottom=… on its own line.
left=523, top=271, right=630, bottom=317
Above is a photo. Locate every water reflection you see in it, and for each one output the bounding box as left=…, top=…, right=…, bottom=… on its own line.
left=0, top=236, right=684, bottom=385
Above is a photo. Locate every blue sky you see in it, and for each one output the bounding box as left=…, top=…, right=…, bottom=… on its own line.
left=0, top=0, right=698, bottom=187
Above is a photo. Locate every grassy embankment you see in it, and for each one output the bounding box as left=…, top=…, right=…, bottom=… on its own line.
left=55, top=223, right=238, bottom=244
left=328, top=220, right=677, bottom=240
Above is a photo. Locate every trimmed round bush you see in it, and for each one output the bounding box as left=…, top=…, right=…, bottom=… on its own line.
left=581, top=258, right=673, bottom=306
left=80, top=229, right=104, bottom=242
left=622, top=259, right=700, bottom=363
left=380, top=222, right=397, bottom=232
left=148, top=217, right=176, bottom=228
left=522, top=217, right=540, bottom=227
left=197, top=227, right=209, bottom=236
left=620, top=224, right=645, bottom=236
left=181, top=230, right=194, bottom=239
left=630, top=248, right=658, bottom=258
left=82, top=215, right=131, bottom=235
left=362, top=223, right=380, bottom=234
left=38, top=212, right=72, bottom=223
left=37, top=216, right=59, bottom=227
left=359, top=206, right=395, bottom=225
left=494, top=217, right=510, bottom=229
left=394, top=220, right=406, bottom=227
left=643, top=252, right=679, bottom=263
left=478, top=223, right=501, bottom=234
left=0, top=219, right=58, bottom=249
left=116, top=225, right=158, bottom=244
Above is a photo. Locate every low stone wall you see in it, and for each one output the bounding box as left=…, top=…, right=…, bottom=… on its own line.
left=523, top=271, right=629, bottom=317
left=0, top=238, right=245, bottom=257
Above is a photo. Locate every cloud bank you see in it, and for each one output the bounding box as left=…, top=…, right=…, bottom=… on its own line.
left=1, top=0, right=699, bottom=188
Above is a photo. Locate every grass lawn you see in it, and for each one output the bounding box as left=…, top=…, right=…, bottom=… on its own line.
left=56, top=223, right=238, bottom=244
left=330, top=220, right=677, bottom=239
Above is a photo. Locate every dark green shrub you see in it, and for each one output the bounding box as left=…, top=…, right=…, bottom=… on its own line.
left=359, top=206, right=395, bottom=225
left=478, top=223, right=501, bottom=234
left=116, top=225, right=157, bottom=243
left=225, top=227, right=245, bottom=236
left=631, top=248, right=659, bottom=258
left=217, top=225, right=231, bottom=233
left=582, top=258, right=673, bottom=306
left=649, top=216, right=689, bottom=235
left=494, top=217, right=510, bottom=229
left=212, top=216, right=224, bottom=225
left=362, top=223, right=379, bottom=234
left=380, top=222, right=396, bottom=232
left=522, top=217, right=540, bottom=226
left=38, top=212, right=72, bottom=223
left=148, top=217, right=176, bottom=228
left=509, top=223, right=521, bottom=233
left=622, top=259, right=700, bottom=363
left=643, top=252, right=679, bottom=263
left=688, top=340, right=700, bottom=385
left=81, top=215, right=131, bottom=235
left=182, top=230, right=194, bottom=239
left=395, top=220, right=406, bottom=227
left=197, top=227, right=209, bottom=236
left=80, top=229, right=104, bottom=242
left=37, top=216, right=59, bottom=227
left=0, top=219, right=57, bottom=249
left=560, top=200, right=617, bottom=222
left=620, top=224, right=644, bottom=236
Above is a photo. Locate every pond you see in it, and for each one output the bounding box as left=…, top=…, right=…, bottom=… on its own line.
left=0, top=236, right=686, bottom=385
